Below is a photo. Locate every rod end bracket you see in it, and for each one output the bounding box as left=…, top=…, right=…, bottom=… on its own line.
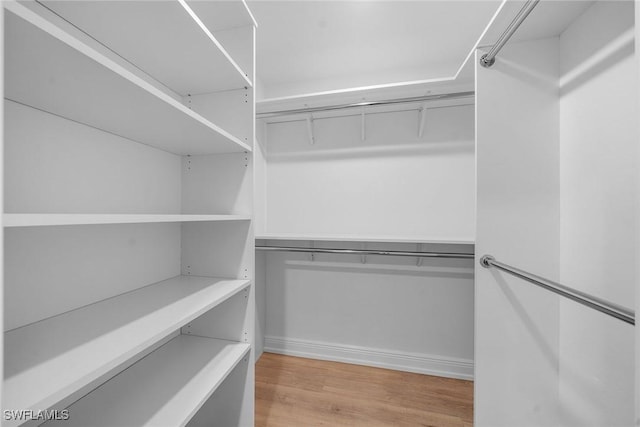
left=479, top=54, right=495, bottom=68
left=480, top=255, right=495, bottom=268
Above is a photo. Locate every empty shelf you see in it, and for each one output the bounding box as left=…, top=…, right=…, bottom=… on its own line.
left=4, top=2, right=251, bottom=155
left=255, top=233, right=475, bottom=245
left=45, top=335, right=250, bottom=427
left=40, top=0, right=252, bottom=95
left=3, top=214, right=251, bottom=228
left=4, top=276, right=250, bottom=422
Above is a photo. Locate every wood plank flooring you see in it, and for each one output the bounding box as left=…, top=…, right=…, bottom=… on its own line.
left=256, top=352, right=473, bottom=427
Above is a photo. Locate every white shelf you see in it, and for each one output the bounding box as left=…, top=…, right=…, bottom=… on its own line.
left=256, top=78, right=475, bottom=116
left=49, top=335, right=250, bottom=427
left=4, top=275, right=250, bottom=422
left=41, top=0, right=253, bottom=95
left=255, top=233, right=475, bottom=245
left=4, top=214, right=251, bottom=228
left=188, top=0, right=258, bottom=32
left=4, top=2, right=251, bottom=155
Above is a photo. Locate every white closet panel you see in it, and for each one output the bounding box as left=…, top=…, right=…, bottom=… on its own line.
left=475, top=38, right=561, bottom=426
left=182, top=222, right=253, bottom=279
left=181, top=153, right=253, bottom=216
left=186, top=357, right=251, bottom=427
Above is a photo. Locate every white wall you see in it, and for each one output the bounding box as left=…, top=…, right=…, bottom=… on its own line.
left=475, top=38, right=561, bottom=426
left=4, top=100, right=182, bottom=214
left=558, top=2, right=637, bottom=426
left=262, top=104, right=475, bottom=241
left=5, top=223, right=181, bottom=330
left=257, top=101, right=476, bottom=377
left=263, top=241, right=474, bottom=379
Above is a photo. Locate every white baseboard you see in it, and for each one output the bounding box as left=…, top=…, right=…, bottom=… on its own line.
left=264, top=336, right=474, bottom=380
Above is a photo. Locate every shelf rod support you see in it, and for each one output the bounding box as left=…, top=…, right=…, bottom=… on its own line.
left=416, top=243, right=424, bottom=266
left=306, top=114, right=315, bottom=145
left=418, top=104, right=428, bottom=138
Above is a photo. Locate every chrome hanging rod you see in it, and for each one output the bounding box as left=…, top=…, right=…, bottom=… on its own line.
left=256, top=245, right=474, bottom=260
left=480, top=255, right=635, bottom=325
left=479, top=0, right=540, bottom=68
left=256, top=91, right=475, bottom=119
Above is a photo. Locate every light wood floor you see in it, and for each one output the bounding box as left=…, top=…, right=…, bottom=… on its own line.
left=256, top=353, right=473, bottom=427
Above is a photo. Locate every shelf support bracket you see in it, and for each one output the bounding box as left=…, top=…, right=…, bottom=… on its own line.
left=361, top=108, right=366, bottom=141
left=416, top=243, right=424, bottom=266
left=361, top=242, right=367, bottom=264
left=418, top=104, right=428, bottom=138
left=307, top=114, right=315, bottom=145
left=310, top=241, right=315, bottom=262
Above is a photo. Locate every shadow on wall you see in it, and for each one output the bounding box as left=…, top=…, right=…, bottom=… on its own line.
left=281, top=257, right=474, bottom=281
left=265, top=140, right=474, bottom=163
left=561, top=28, right=634, bottom=96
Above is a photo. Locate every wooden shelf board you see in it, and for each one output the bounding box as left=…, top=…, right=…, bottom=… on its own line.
left=3, top=214, right=251, bottom=228
left=255, top=233, right=475, bottom=245
left=3, top=276, right=250, bottom=419
left=41, top=0, right=252, bottom=95
left=54, top=335, right=250, bottom=427
left=5, top=2, right=251, bottom=155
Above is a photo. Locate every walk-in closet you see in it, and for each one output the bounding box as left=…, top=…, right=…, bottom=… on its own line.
left=2, top=0, right=638, bottom=426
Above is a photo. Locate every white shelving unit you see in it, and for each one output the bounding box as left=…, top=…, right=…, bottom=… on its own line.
left=4, top=1, right=250, bottom=155
left=5, top=276, right=249, bottom=419
left=3, top=0, right=256, bottom=425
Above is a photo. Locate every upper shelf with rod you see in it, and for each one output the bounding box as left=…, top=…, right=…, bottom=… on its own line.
left=39, top=0, right=255, bottom=94
left=4, top=0, right=252, bottom=155
left=257, top=91, right=475, bottom=123
left=257, top=77, right=474, bottom=120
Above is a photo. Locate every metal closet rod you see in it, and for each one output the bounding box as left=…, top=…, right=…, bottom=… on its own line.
left=480, top=255, right=635, bottom=325
left=480, top=0, right=540, bottom=68
left=256, top=91, right=475, bottom=119
left=256, top=246, right=474, bottom=260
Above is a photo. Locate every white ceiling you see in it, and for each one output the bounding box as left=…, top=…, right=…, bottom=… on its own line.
left=247, top=0, right=503, bottom=98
